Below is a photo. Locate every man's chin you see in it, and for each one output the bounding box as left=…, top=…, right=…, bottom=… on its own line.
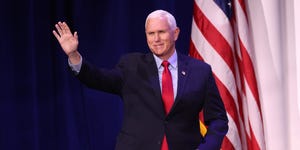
left=153, top=52, right=163, bottom=57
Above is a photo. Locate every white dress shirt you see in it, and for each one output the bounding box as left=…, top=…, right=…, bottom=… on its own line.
left=153, top=51, right=178, bottom=100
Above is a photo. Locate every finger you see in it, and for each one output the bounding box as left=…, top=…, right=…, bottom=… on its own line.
left=62, top=22, right=72, bottom=34
left=58, top=22, right=66, bottom=34
left=52, top=30, right=61, bottom=40
left=60, top=22, right=70, bottom=34
left=55, top=22, right=63, bottom=35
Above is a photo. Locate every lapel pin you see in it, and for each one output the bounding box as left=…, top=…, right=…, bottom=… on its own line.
left=181, top=71, right=186, bottom=76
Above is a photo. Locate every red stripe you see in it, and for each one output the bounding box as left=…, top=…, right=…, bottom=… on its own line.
left=189, top=40, right=204, bottom=61
left=193, top=2, right=235, bottom=73
left=214, top=74, right=243, bottom=140
left=222, top=136, right=235, bottom=149
left=238, top=37, right=262, bottom=113
left=237, top=0, right=248, bottom=21
left=249, top=125, right=261, bottom=150
left=234, top=45, right=247, bottom=123
left=235, top=49, right=246, bottom=93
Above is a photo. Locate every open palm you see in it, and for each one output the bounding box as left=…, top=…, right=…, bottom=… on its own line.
left=53, top=22, right=79, bottom=56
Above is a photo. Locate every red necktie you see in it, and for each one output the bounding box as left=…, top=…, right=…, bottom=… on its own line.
left=161, top=61, right=174, bottom=150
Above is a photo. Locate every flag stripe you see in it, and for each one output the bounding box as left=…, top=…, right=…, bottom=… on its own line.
left=249, top=126, right=260, bottom=150
left=237, top=0, right=247, bottom=19
left=222, top=136, right=235, bottom=150
left=238, top=39, right=261, bottom=110
left=226, top=112, right=242, bottom=149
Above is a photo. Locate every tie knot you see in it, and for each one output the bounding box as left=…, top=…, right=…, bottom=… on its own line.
left=162, top=61, right=170, bottom=68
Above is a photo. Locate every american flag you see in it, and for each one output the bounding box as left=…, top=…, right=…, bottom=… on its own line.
left=189, top=0, right=265, bottom=149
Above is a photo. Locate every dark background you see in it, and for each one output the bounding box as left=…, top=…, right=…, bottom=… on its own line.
left=0, top=0, right=193, bottom=149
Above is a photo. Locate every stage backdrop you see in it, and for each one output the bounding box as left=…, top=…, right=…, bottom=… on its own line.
left=0, top=0, right=193, bottom=150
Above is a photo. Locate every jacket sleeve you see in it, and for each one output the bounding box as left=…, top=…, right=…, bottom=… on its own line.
left=75, top=59, right=124, bottom=95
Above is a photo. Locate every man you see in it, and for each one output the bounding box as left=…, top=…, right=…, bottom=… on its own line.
left=53, top=10, right=228, bottom=150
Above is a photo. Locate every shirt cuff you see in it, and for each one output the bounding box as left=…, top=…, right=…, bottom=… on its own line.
left=68, top=55, right=82, bottom=75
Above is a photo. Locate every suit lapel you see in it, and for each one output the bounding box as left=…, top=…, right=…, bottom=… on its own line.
left=142, top=53, right=165, bottom=118
left=168, top=53, right=189, bottom=115
left=142, top=53, right=190, bottom=118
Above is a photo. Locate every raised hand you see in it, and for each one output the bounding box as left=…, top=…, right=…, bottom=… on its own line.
left=53, top=22, right=81, bottom=64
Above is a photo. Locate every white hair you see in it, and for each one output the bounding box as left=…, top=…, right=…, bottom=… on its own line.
left=145, top=10, right=177, bottom=30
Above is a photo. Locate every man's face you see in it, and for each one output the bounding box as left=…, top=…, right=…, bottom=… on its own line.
left=145, top=17, right=179, bottom=60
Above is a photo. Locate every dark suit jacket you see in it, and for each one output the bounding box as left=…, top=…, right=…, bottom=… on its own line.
left=76, top=52, right=228, bottom=150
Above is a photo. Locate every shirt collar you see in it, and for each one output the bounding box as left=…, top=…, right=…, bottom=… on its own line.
left=153, top=51, right=178, bottom=69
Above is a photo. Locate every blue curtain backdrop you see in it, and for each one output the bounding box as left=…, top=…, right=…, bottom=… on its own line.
left=0, top=0, right=193, bottom=149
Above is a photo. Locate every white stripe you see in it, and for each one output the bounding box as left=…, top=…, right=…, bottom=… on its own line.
left=195, top=0, right=234, bottom=49
left=241, top=91, right=251, bottom=136
left=245, top=81, right=265, bottom=149
left=226, top=113, right=242, bottom=149
left=238, top=113, right=249, bottom=150
left=233, top=0, right=255, bottom=60
left=191, top=20, right=238, bottom=106
left=234, top=60, right=249, bottom=150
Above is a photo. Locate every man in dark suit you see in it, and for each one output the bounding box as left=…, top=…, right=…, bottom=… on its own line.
left=53, top=10, right=228, bottom=150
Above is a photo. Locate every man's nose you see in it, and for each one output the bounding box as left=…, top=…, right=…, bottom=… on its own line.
left=154, top=33, right=160, bottom=41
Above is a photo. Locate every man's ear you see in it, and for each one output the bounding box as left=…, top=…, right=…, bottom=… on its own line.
left=174, top=27, right=180, bottom=41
